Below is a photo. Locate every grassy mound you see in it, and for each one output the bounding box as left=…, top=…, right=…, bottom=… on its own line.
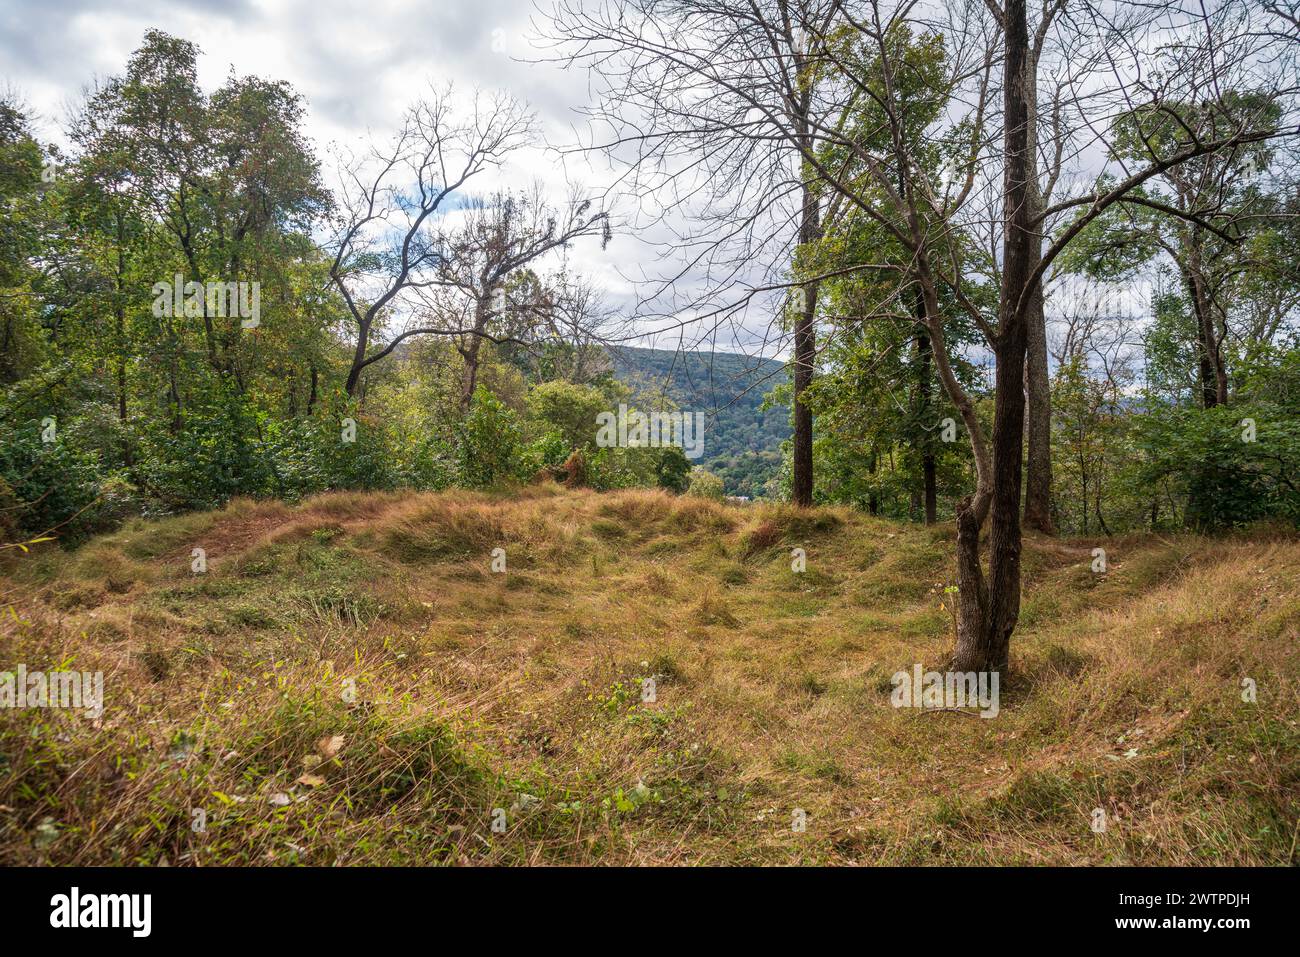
left=1, top=488, right=1296, bottom=864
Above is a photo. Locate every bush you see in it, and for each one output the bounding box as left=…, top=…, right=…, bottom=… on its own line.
left=656, top=446, right=691, bottom=493
left=455, top=388, right=523, bottom=488
left=519, top=430, right=570, bottom=479
left=526, top=380, right=608, bottom=450
left=586, top=446, right=656, bottom=491
left=1136, top=403, right=1300, bottom=529
left=264, top=406, right=407, bottom=499
left=135, top=389, right=277, bottom=511
left=687, top=467, right=725, bottom=500
left=0, top=413, right=113, bottom=544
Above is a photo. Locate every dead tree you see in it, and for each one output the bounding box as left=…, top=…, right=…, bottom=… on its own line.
left=543, top=0, right=843, bottom=505
left=326, top=87, right=533, bottom=397
left=423, top=186, right=611, bottom=412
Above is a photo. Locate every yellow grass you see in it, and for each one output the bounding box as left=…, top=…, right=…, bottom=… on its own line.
left=1, top=487, right=1296, bottom=865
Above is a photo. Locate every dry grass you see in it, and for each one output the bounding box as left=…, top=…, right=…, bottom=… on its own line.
left=1, top=487, right=1296, bottom=865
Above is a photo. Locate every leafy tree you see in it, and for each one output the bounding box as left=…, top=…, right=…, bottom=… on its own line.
left=687, top=468, right=725, bottom=500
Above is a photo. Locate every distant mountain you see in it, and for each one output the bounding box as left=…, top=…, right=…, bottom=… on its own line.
left=607, top=345, right=790, bottom=497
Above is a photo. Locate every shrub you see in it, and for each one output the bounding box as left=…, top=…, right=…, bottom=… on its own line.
left=0, top=412, right=113, bottom=544
left=455, top=387, right=523, bottom=488
left=1136, top=403, right=1300, bottom=529
left=526, top=380, right=608, bottom=450
left=687, top=467, right=725, bottom=500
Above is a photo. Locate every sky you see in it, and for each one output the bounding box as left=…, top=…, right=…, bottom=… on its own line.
left=1, top=0, right=785, bottom=356
left=0, top=0, right=1177, bottom=370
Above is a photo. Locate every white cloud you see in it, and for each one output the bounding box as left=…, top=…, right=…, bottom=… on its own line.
left=1, top=0, right=789, bottom=358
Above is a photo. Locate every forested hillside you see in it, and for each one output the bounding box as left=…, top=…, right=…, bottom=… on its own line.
left=609, top=346, right=789, bottom=496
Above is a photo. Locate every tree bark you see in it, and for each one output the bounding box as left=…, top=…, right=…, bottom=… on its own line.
left=1184, top=247, right=1225, bottom=408
left=306, top=366, right=318, bottom=415
left=1021, top=42, right=1055, bottom=536
left=1023, top=268, right=1055, bottom=533
left=914, top=289, right=937, bottom=524
left=344, top=316, right=370, bottom=397
left=791, top=181, right=819, bottom=507
left=951, top=0, right=1035, bottom=673
left=459, top=339, right=484, bottom=414
left=791, top=291, right=816, bottom=506
left=458, top=297, right=492, bottom=414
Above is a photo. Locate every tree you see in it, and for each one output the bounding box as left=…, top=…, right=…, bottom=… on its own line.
left=0, top=94, right=45, bottom=385
left=422, top=186, right=610, bottom=412
left=801, top=22, right=985, bottom=522
left=570, top=0, right=1296, bottom=670
left=545, top=0, right=844, bottom=506
left=72, top=31, right=329, bottom=390
left=326, top=87, right=534, bottom=397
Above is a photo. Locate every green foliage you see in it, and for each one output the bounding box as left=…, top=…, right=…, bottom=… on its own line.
left=1050, top=355, right=1135, bottom=534
left=526, top=379, right=608, bottom=450
left=656, top=445, right=692, bottom=493
left=0, top=39, right=701, bottom=545
left=518, top=430, right=571, bottom=478
left=608, top=346, right=789, bottom=496
left=264, top=405, right=414, bottom=498
left=587, top=444, right=689, bottom=493
left=0, top=413, right=114, bottom=543
left=455, top=388, right=523, bottom=488
left=686, top=468, right=725, bottom=500
left=1136, top=403, right=1300, bottom=530
left=7, top=28, right=1300, bottom=553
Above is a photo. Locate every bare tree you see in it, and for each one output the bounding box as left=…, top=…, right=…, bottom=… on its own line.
left=326, top=87, right=534, bottom=397
left=542, top=0, right=843, bottom=505
left=419, top=185, right=611, bottom=411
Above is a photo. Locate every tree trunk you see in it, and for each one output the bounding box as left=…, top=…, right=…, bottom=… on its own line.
left=306, top=366, right=318, bottom=415
left=791, top=180, right=819, bottom=507
left=459, top=342, right=483, bottom=414
left=914, top=289, right=937, bottom=524
left=1021, top=43, right=1054, bottom=536
left=791, top=292, right=816, bottom=507
left=344, top=317, right=370, bottom=398
left=951, top=0, right=1035, bottom=673
left=457, top=295, right=496, bottom=414
left=1184, top=246, right=1223, bottom=409
left=1023, top=275, right=1054, bottom=533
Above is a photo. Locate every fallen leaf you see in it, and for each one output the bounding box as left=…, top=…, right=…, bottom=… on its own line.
left=297, top=773, right=325, bottom=787
left=317, top=735, right=345, bottom=758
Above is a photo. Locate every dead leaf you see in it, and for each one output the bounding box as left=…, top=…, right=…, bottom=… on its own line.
left=296, top=773, right=325, bottom=787
left=317, top=735, right=345, bottom=758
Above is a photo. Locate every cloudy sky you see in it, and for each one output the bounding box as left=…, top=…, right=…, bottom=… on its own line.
left=2, top=0, right=785, bottom=356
